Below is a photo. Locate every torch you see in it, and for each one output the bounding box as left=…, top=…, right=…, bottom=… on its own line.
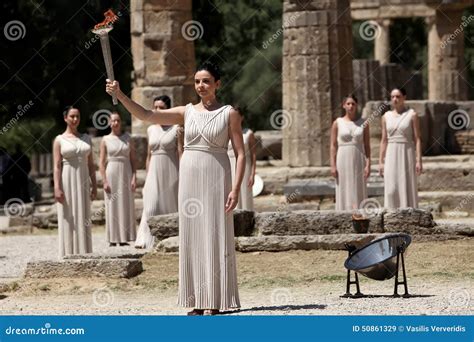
left=92, top=10, right=119, bottom=105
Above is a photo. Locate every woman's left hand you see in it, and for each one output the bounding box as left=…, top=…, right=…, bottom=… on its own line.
left=131, top=175, right=137, bottom=192
left=416, top=161, right=423, bottom=176
left=247, top=175, right=254, bottom=188
left=364, top=165, right=371, bottom=180
left=225, top=190, right=239, bottom=213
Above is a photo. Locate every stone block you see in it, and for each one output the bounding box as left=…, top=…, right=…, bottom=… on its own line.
left=24, top=259, right=143, bottom=278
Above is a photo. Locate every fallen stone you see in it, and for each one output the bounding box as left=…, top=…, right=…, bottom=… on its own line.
left=63, top=252, right=146, bottom=260
left=149, top=213, right=179, bottom=241
left=254, top=210, right=384, bottom=236
left=235, top=234, right=388, bottom=252
left=432, top=223, right=474, bottom=237
left=149, top=210, right=257, bottom=240
left=383, top=208, right=435, bottom=234
left=155, top=234, right=391, bottom=253
left=24, top=259, right=143, bottom=279
left=155, top=236, right=179, bottom=253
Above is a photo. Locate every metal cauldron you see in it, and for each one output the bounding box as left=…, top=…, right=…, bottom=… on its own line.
left=344, top=234, right=411, bottom=281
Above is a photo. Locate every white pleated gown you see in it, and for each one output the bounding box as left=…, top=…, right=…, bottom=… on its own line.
left=335, top=118, right=367, bottom=211
left=103, top=133, right=136, bottom=243
left=384, top=109, right=419, bottom=208
left=56, top=134, right=93, bottom=258
left=177, top=104, right=240, bottom=310
left=228, top=129, right=254, bottom=210
left=135, top=125, right=179, bottom=248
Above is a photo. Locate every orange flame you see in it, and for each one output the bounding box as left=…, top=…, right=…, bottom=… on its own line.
left=93, top=9, right=119, bottom=30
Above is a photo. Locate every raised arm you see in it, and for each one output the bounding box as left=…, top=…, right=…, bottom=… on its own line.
left=227, top=108, right=245, bottom=213
left=106, top=79, right=185, bottom=125
left=53, top=137, right=64, bottom=204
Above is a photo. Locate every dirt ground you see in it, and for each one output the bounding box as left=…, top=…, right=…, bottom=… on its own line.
left=0, top=238, right=472, bottom=315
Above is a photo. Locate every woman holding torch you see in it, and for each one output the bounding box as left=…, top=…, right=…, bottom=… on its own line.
left=106, top=61, right=245, bottom=316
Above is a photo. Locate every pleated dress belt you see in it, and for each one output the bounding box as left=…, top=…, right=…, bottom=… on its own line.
left=62, top=157, right=85, bottom=166
left=388, top=137, right=412, bottom=144
left=338, top=141, right=359, bottom=146
left=184, top=145, right=227, bottom=154
left=108, top=156, right=127, bottom=162
left=151, top=149, right=174, bottom=155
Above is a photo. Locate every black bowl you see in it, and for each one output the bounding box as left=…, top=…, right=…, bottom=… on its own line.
left=344, top=233, right=411, bottom=281
left=352, top=219, right=370, bottom=233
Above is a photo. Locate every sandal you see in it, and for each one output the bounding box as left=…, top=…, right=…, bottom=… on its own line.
left=204, top=309, right=219, bottom=316
left=187, top=309, right=204, bottom=316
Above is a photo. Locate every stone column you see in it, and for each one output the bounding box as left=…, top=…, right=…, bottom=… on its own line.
left=282, top=0, right=353, bottom=167
left=426, top=9, right=468, bottom=101
left=130, top=0, right=196, bottom=135
left=374, top=19, right=391, bottom=65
